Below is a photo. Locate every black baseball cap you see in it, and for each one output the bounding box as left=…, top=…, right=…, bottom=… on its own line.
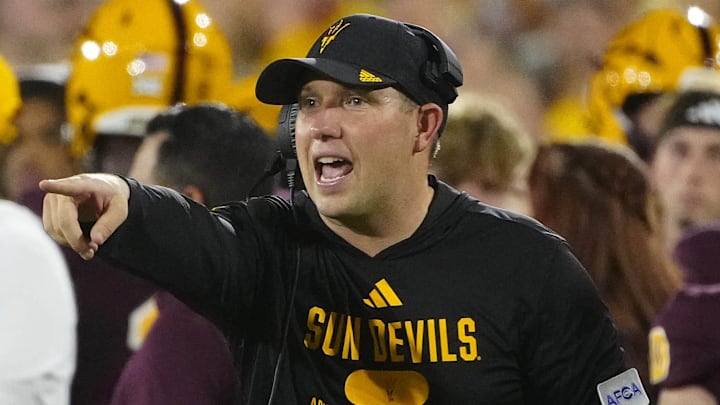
left=255, top=14, right=461, bottom=108
left=658, top=90, right=720, bottom=142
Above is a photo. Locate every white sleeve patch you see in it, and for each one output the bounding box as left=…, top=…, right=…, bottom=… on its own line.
left=596, top=368, right=649, bottom=405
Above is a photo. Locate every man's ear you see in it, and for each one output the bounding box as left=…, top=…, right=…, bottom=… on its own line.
left=181, top=184, right=205, bottom=206
left=414, top=103, right=443, bottom=153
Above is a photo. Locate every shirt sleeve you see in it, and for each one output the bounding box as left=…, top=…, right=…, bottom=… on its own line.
left=98, top=178, right=295, bottom=339
left=98, top=179, right=254, bottom=320
left=524, top=242, right=626, bottom=403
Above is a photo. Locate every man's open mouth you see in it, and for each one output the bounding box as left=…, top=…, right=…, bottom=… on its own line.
left=315, top=157, right=353, bottom=183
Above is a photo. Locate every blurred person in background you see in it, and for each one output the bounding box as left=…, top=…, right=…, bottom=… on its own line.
left=65, top=0, right=236, bottom=176
left=587, top=6, right=720, bottom=161
left=528, top=140, right=682, bottom=401
left=0, top=53, right=23, bottom=181
left=0, top=199, right=77, bottom=405
left=646, top=51, right=720, bottom=405
left=649, top=73, right=720, bottom=254
left=223, top=0, right=383, bottom=134
left=54, top=0, right=245, bottom=403
left=1, top=76, right=79, bottom=205
left=0, top=51, right=76, bottom=405
left=531, top=0, right=630, bottom=142
left=0, top=0, right=97, bottom=69
left=431, top=91, right=537, bottom=215
left=385, top=1, right=547, bottom=141
left=111, top=103, right=273, bottom=405
left=649, top=221, right=720, bottom=404
left=462, top=0, right=634, bottom=142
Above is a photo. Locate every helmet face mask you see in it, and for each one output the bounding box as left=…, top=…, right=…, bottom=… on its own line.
left=0, top=54, right=21, bottom=145
left=66, top=0, right=235, bottom=159
left=588, top=7, right=720, bottom=152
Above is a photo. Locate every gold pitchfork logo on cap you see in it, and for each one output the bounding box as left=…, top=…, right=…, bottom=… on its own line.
left=320, top=20, right=351, bottom=54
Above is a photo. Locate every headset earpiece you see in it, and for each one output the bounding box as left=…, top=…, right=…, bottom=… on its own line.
left=276, top=103, right=298, bottom=160
left=275, top=103, right=303, bottom=191
left=405, top=23, right=463, bottom=105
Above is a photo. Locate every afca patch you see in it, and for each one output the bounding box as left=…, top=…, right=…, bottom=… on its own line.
left=596, top=368, right=649, bottom=405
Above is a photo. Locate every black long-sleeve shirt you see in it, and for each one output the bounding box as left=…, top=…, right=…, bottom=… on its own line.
left=100, top=176, right=625, bottom=404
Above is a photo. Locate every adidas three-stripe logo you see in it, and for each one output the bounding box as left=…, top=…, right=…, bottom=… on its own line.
left=359, top=69, right=382, bottom=83
left=363, top=278, right=403, bottom=308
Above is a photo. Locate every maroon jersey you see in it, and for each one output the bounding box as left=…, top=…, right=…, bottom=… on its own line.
left=650, top=222, right=720, bottom=400
left=110, top=291, right=237, bottom=405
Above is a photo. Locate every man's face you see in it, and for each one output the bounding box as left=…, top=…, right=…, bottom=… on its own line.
left=92, top=134, right=144, bottom=176
left=14, top=96, right=65, bottom=145
left=455, top=166, right=531, bottom=216
left=128, top=130, right=167, bottom=184
left=651, top=127, right=720, bottom=232
left=294, top=79, right=420, bottom=222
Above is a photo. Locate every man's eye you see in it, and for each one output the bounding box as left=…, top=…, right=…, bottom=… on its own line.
left=300, top=98, right=316, bottom=108
left=669, top=142, right=688, bottom=159
left=348, top=97, right=363, bottom=105
left=708, top=146, right=720, bottom=163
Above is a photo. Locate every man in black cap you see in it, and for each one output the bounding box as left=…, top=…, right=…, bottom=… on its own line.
left=648, top=73, right=720, bottom=404
left=651, top=80, right=720, bottom=254
left=40, top=14, right=630, bottom=403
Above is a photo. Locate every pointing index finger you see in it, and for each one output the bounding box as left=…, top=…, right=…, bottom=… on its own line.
left=39, top=177, right=88, bottom=197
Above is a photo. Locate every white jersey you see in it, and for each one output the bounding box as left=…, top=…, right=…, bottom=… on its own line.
left=0, top=200, right=76, bottom=405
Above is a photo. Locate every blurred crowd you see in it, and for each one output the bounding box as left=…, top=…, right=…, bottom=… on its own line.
left=2, top=0, right=720, bottom=404
left=1, top=0, right=717, bottom=139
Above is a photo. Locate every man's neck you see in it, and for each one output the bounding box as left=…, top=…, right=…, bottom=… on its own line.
left=322, top=184, right=435, bottom=257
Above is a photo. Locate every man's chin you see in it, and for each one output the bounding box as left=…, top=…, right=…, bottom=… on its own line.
left=676, top=214, right=720, bottom=232
left=677, top=217, right=696, bottom=231
left=314, top=199, right=347, bottom=220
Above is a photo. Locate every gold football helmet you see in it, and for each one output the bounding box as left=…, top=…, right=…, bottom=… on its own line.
left=66, top=0, right=235, bottom=157
left=0, top=54, right=21, bottom=145
left=588, top=7, right=720, bottom=144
